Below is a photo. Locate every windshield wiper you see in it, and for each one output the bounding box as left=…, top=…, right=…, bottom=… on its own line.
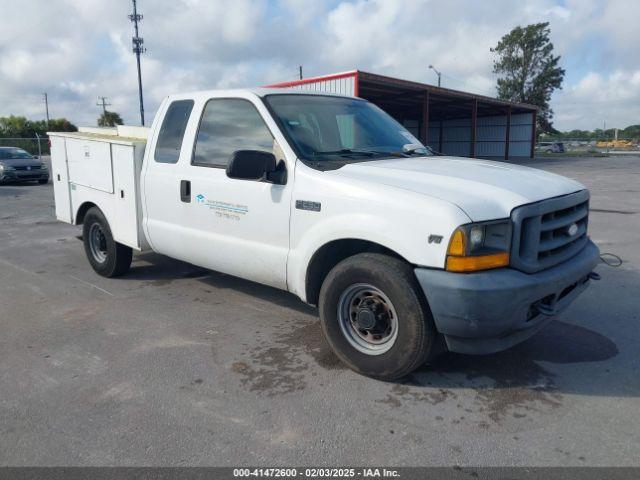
left=312, top=149, right=379, bottom=157
left=313, top=149, right=415, bottom=160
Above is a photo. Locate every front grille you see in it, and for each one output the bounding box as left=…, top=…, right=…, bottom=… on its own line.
left=510, top=190, right=590, bottom=273
left=14, top=165, right=41, bottom=171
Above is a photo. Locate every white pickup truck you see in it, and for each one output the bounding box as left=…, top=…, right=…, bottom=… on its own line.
left=49, top=89, right=600, bottom=380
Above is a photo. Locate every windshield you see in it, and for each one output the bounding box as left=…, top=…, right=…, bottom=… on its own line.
left=0, top=148, right=33, bottom=160
left=264, top=94, right=432, bottom=167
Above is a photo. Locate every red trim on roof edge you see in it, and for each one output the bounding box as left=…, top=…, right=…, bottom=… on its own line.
left=265, top=70, right=359, bottom=90
left=354, top=71, right=359, bottom=97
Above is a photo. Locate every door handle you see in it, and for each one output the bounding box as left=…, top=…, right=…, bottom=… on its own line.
left=180, top=180, right=191, bottom=203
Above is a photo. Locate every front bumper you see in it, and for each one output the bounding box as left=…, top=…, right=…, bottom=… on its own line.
left=0, top=170, right=49, bottom=183
left=415, top=240, right=600, bottom=354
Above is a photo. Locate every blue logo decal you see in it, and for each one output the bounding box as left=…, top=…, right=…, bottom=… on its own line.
left=195, top=194, right=205, bottom=203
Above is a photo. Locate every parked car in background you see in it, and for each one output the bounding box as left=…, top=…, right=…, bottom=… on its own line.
left=0, top=147, right=49, bottom=184
left=536, top=141, right=565, bottom=153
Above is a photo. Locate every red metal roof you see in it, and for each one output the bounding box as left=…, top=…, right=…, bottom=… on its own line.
left=265, top=69, right=537, bottom=111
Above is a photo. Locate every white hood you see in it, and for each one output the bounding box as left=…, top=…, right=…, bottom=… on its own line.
left=330, top=156, right=585, bottom=221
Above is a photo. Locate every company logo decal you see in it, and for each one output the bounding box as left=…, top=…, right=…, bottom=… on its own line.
left=195, top=194, right=248, bottom=221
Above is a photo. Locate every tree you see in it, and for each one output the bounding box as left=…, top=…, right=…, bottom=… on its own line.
left=0, top=116, right=77, bottom=137
left=0, top=116, right=77, bottom=154
left=98, top=111, right=124, bottom=127
left=491, top=22, right=565, bottom=134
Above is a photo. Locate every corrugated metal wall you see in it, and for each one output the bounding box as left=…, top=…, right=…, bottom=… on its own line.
left=284, top=76, right=356, bottom=96
left=508, top=113, right=534, bottom=157
left=424, top=112, right=533, bottom=157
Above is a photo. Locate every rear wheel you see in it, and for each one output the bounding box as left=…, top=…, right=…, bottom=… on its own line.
left=319, top=253, right=436, bottom=380
left=82, top=207, right=132, bottom=277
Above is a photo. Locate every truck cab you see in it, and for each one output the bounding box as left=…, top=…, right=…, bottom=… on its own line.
left=49, top=89, right=600, bottom=380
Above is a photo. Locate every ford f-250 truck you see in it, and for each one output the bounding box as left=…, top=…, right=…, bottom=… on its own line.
left=49, top=89, right=600, bottom=380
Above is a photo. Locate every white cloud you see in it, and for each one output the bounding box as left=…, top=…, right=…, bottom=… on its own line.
left=0, top=0, right=638, bottom=130
left=554, top=69, right=640, bottom=130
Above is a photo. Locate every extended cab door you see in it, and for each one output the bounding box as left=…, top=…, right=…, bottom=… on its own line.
left=142, top=93, right=293, bottom=290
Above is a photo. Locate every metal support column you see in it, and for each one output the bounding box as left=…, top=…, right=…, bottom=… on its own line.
left=420, top=91, right=430, bottom=145
left=530, top=110, right=537, bottom=158
left=504, top=106, right=511, bottom=160
left=470, top=99, right=478, bottom=158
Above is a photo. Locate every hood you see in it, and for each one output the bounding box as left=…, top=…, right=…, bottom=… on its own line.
left=0, top=157, right=44, bottom=168
left=329, top=156, right=585, bottom=221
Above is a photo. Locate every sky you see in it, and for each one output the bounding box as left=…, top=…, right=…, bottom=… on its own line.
left=0, top=0, right=638, bottom=131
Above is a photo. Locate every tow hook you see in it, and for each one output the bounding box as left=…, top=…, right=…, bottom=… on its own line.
left=588, top=271, right=601, bottom=281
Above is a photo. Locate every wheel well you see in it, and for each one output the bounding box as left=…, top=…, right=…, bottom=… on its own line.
left=305, top=239, right=406, bottom=306
left=75, top=202, right=98, bottom=225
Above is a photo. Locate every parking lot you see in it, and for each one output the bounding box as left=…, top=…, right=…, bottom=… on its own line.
left=1, top=155, right=639, bottom=467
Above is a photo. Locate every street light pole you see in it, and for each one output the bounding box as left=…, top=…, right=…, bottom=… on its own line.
left=428, top=65, right=441, bottom=87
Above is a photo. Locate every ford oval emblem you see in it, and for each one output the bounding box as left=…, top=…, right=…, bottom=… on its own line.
left=567, top=223, right=579, bottom=236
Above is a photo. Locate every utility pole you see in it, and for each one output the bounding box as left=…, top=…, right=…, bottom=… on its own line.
left=42, top=93, right=50, bottom=127
left=129, top=0, right=146, bottom=126
left=428, top=64, right=441, bottom=87
left=96, top=96, right=112, bottom=116
left=299, top=65, right=303, bottom=80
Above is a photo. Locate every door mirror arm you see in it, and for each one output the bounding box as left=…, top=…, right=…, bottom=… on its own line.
left=266, top=160, right=287, bottom=185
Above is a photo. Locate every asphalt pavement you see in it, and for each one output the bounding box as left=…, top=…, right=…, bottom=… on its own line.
left=0, top=155, right=638, bottom=466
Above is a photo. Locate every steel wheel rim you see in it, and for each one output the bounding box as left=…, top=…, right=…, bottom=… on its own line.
left=88, top=223, right=108, bottom=264
left=337, top=283, right=399, bottom=355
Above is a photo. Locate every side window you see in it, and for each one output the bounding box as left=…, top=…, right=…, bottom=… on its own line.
left=154, top=100, right=194, bottom=164
left=193, top=99, right=274, bottom=167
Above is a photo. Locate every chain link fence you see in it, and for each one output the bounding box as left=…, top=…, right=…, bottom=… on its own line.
left=0, top=136, right=49, bottom=157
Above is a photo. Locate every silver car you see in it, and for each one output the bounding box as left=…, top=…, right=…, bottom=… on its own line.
left=0, top=147, right=49, bottom=184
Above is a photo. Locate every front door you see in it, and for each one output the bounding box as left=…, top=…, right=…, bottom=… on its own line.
left=143, top=95, right=292, bottom=290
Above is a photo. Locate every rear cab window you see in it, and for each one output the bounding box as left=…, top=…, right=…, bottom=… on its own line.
left=154, top=100, right=195, bottom=163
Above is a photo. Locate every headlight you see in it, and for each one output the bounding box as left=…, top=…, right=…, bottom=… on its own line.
left=40, top=163, right=48, bottom=170
left=446, top=219, right=511, bottom=272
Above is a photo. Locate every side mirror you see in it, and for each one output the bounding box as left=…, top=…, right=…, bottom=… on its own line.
left=226, top=150, right=286, bottom=184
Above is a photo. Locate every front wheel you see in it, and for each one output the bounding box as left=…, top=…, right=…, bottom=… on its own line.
left=82, top=207, right=132, bottom=277
left=318, top=253, right=437, bottom=380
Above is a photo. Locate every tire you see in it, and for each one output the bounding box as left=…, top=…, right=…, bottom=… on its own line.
left=318, top=253, right=436, bottom=381
left=82, top=207, right=132, bottom=277
left=38, top=179, right=49, bottom=184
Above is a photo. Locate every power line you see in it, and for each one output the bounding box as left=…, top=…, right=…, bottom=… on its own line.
left=129, top=0, right=146, bottom=126
left=96, top=96, right=112, bottom=115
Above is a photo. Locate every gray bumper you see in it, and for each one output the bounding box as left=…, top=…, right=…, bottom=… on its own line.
left=415, top=240, right=600, bottom=355
left=0, top=171, right=49, bottom=182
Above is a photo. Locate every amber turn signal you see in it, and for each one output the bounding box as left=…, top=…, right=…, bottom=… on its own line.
left=446, top=252, right=510, bottom=272
left=447, top=228, right=466, bottom=256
